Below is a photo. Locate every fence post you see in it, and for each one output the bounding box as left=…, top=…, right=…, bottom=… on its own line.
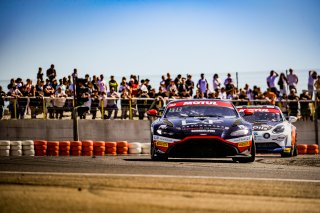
left=314, top=100, right=319, bottom=145
left=101, top=99, right=104, bottom=119
left=42, top=97, right=46, bottom=119
left=129, top=99, right=133, bottom=120
left=14, top=98, right=17, bottom=119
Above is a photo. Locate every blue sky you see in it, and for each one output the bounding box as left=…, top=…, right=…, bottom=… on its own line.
left=0, top=0, right=319, bottom=80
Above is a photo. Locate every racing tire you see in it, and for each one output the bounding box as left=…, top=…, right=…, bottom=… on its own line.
left=0, top=140, right=10, bottom=146
left=281, top=147, right=294, bottom=158
left=22, top=145, right=34, bottom=150
left=10, top=150, right=22, bottom=156
left=293, top=145, right=298, bottom=156
left=22, top=140, right=34, bottom=146
left=11, top=141, right=22, bottom=146
left=23, top=150, right=35, bottom=156
left=0, top=150, right=10, bottom=156
left=150, top=145, right=168, bottom=161
left=233, top=141, right=256, bottom=163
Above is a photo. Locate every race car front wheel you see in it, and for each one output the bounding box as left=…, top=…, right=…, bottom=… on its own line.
left=233, top=141, right=256, bottom=163
left=151, top=144, right=168, bottom=161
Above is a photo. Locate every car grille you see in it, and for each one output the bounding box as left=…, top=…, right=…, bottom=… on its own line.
left=168, top=138, right=238, bottom=158
left=256, top=142, right=281, bottom=149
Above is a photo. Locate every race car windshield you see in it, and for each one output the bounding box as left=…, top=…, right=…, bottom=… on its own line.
left=240, top=112, right=283, bottom=123
left=164, top=106, right=238, bottom=118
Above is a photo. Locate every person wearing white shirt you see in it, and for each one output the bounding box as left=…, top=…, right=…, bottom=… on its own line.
left=213, top=73, right=221, bottom=91
left=287, top=68, right=299, bottom=91
left=308, top=70, right=317, bottom=99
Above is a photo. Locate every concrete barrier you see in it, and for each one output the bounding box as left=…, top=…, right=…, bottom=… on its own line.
left=0, top=120, right=318, bottom=144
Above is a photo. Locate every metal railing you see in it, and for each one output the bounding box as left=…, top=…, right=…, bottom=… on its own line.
left=0, top=96, right=317, bottom=120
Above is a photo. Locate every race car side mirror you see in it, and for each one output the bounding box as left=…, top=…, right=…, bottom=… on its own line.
left=288, top=116, right=297, bottom=123
left=243, top=109, right=254, bottom=116
left=147, top=109, right=158, bottom=117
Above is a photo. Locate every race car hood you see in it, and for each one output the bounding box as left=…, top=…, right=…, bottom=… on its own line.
left=252, top=121, right=281, bottom=131
left=162, top=117, right=246, bottom=138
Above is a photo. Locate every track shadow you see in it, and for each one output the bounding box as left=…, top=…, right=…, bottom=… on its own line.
left=124, top=158, right=234, bottom=164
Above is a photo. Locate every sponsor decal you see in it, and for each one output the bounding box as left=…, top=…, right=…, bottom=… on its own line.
left=283, top=147, right=291, bottom=153
left=167, top=101, right=233, bottom=108
left=153, top=135, right=179, bottom=143
left=155, top=141, right=169, bottom=148
left=238, top=141, right=251, bottom=147
left=191, top=129, right=216, bottom=133
left=253, top=125, right=272, bottom=131
left=227, top=135, right=252, bottom=143
left=237, top=108, right=281, bottom=114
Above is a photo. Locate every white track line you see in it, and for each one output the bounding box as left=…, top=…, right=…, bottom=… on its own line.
left=0, top=171, right=320, bottom=183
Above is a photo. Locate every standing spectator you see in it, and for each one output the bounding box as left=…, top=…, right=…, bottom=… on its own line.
left=165, top=73, right=172, bottom=88
left=137, top=88, right=150, bottom=120
left=44, top=79, right=55, bottom=119
left=186, top=74, right=194, bottom=96
left=308, top=70, right=317, bottom=99
left=287, top=68, right=299, bottom=91
left=225, top=78, right=235, bottom=97
left=287, top=89, right=299, bottom=117
left=243, top=84, right=253, bottom=100
left=145, top=79, right=152, bottom=92
left=77, top=80, right=90, bottom=119
left=160, top=75, right=166, bottom=86
left=167, top=80, right=178, bottom=95
left=91, top=75, right=99, bottom=90
left=54, top=87, right=67, bottom=119
left=109, top=75, right=118, bottom=92
left=197, top=73, right=209, bottom=98
left=213, top=73, right=221, bottom=91
left=266, top=70, right=279, bottom=94
left=277, top=73, right=288, bottom=97
left=46, top=64, right=57, bottom=82
left=29, top=81, right=43, bottom=119
left=0, top=86, right=6, bottom=119
left=299, top=90, right=311, bottom=121
left=37, top=67, right=43, bottom=81
left=17, top=86, right=29, bottom=119
left=223, top=73, right=233, bottom=87
left=314, top=75, right=320, bottom=98
left=98, top=74, right=107, bottom=94
left=7, top=83, right=22, bottom=118
left=90, top=90, right=100, bottom=119
left=118, top=77, right=130, bottom=93
left=178, top=77, right=188, bottom=95
left=174, top=74, right=182, bottom=87
left=120, top=89, right=131, bottom=120
left=129, top=78, right=139, bottom=97
left=106, top=86, right=119, bottom=119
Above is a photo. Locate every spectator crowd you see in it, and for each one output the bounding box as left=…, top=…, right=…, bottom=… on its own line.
left=0, top=64, right=318, bottom=121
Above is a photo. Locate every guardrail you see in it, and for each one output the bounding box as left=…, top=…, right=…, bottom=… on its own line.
left=0, top=96, right=317, bottom=120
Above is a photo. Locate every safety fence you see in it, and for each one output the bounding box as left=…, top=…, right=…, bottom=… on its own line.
left=0, top=140, right=150, bottom=157
left=0, top=96, right=317, bottom=120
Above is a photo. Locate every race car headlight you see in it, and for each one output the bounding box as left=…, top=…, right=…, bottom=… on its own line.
left=156, top=125, right=167, bottom=135
left=272, top=125, right=285, bottom=134
left=230, top=129, right=249, bottom=137
left=156, top=125, right=174, bottom=136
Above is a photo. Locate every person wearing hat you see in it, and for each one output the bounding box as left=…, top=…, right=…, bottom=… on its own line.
left=137, top=87, right=150, bottom=120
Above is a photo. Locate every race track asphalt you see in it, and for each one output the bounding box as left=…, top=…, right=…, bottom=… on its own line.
left=0, top=155, right=319, bottom=213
